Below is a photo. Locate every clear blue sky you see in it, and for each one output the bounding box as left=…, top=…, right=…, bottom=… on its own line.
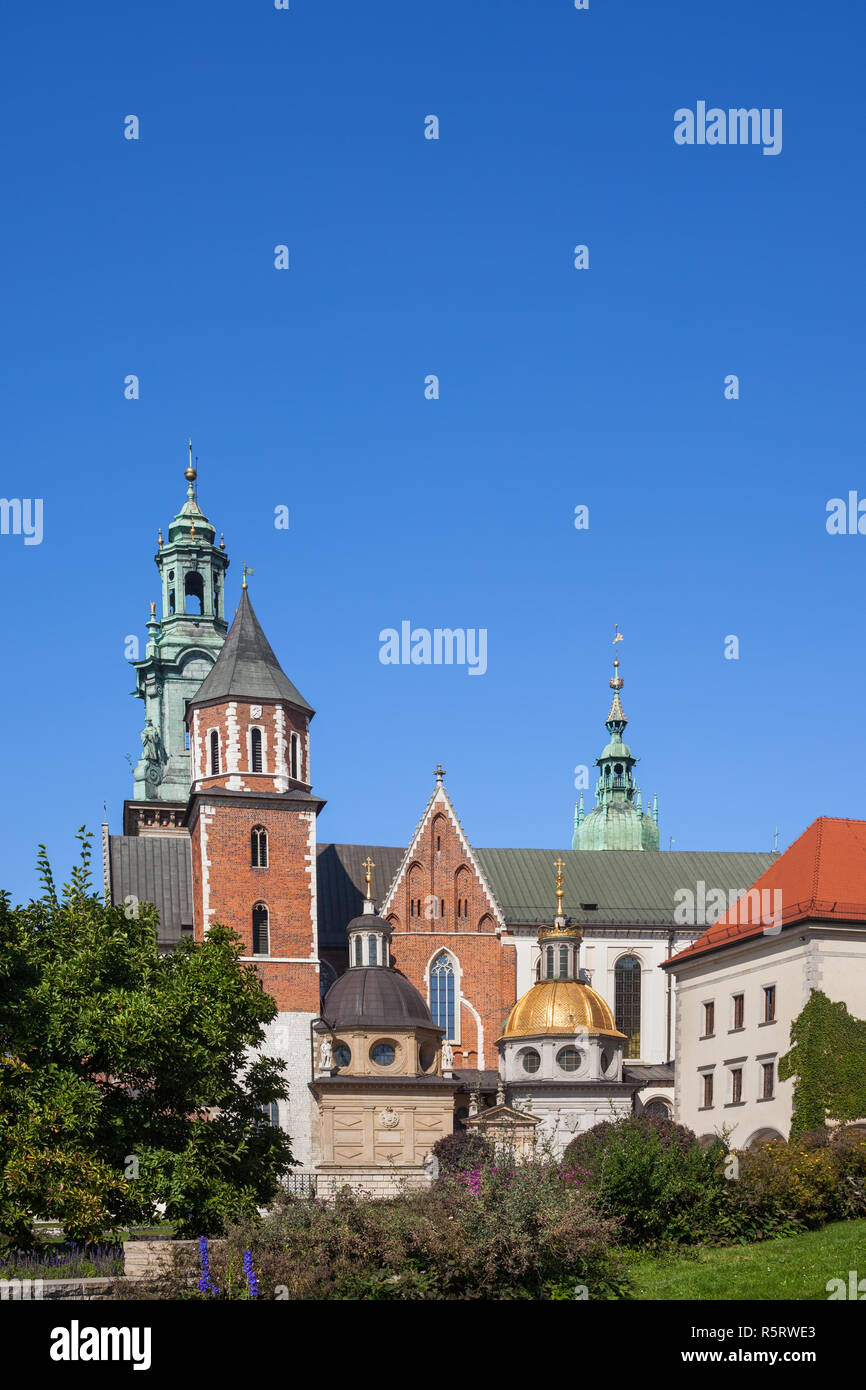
left=1, top=0, right=864, bottom=905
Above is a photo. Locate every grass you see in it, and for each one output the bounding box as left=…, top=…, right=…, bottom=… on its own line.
left=625, top=1220, right=866, bottom=1300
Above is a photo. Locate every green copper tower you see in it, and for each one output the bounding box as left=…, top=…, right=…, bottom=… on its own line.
left=129, top=451, right=229, bottom=807
left=572, top=632, right=659, bottom=852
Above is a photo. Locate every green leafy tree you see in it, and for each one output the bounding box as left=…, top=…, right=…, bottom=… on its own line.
left=0, top=830, right=294, bottom=1245
left=779, top=990, right=866, bottom=1138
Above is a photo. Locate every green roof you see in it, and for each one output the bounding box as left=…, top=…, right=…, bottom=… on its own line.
left=474, top=848, right=777, bottom=927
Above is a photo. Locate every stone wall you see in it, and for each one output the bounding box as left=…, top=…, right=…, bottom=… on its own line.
left=315, top=1166, right=433, bottom=1200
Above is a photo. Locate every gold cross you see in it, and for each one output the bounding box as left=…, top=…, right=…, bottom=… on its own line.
left=362, top=856, right=375, bottom=895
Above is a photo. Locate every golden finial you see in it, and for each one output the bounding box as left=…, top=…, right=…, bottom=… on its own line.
left=553, top=855, right=565, bottom=918
left=434, top=763, right=446, bottom=783
left=610, top=624, right=624, bottom=691
left=189, top=519, right=196, bottom=541
left=363, top=855, right=375, bottom=899
left=149, top=601, right=156, bottom=618
left=219, top=532, right=226, bottom=551
left=157, top=527, right=163, bottom=549
left=185, top=438, right=196, bottom=484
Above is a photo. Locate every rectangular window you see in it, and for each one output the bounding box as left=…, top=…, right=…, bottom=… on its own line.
left=732, top=994, right=744, bottom=1030
left=763, top=985, right=776, bottom=1023
left=762, top=1061, right=775, bottom=1099
left=702, top=1073, right=714, bottom=1108
left=703, top=1001, right=715, bottom=1036
left=731, top=1068, right=743, bottom=1104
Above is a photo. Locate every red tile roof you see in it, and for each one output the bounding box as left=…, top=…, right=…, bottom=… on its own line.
left=666, top=817, right=866, bottom=967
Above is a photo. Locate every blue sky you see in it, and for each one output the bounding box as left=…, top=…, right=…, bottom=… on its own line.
left=1, top=0, right=864, bottom=904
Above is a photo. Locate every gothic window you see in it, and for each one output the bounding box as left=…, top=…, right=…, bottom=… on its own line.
left=614, top=955, right=641, bottom=1059
left=209, top=730, right=220, bottom=775
left=430, top=952, right=456, bottom=1039
left=184, top=571, right=204, bottom=615
left=250, top=727, right=263, bottom=773
left=643, top=1098, right=671, bottom=1118
left=319, top=961, right=337, bottom=1000
left=290, top=733, right=299, bottom=780
left=368, top=936, right=378, bottom=966
left=559, top=944, right=569, bottom=978
left=252, top=902, right=269, bottom=956
left=251, top=825, right=268, bottom=868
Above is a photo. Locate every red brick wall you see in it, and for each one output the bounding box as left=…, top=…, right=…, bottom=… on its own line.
left=384, top=796, right=515, bottom=1068
left=191, top=698, right=309, bottom=790
left=189, top=794, right=319, bottom=1014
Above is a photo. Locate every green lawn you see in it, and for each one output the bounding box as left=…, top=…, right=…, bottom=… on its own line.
left=625, top=1220, right=866, bottom=1300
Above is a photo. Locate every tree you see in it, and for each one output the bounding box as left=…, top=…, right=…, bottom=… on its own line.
left=779, top=989, right=866, bottom=1138
left=0, top=830, right=293, bottom=1245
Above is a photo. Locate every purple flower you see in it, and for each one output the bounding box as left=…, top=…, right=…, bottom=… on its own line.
left=243, top=1249, right=259, bottom=1298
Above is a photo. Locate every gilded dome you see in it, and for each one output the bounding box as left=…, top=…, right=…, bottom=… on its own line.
left=501, top=980, right=625, bottom=1040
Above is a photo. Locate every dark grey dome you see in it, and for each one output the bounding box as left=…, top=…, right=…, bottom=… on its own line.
left=323, top=968, right=437, bottom=1031
left=346, top=912, right=392, bottom=936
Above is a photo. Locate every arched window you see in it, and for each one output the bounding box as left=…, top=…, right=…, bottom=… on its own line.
left=353, top=935, right=363, bottom=967
left=559, top=943, right=569, bottom=978
left=251, top=825, right=268, bottom=868
left=209, top=730, right=220, bottom=775
left=319, top=961, right=337, bottom=1001
left=615, top=955, right=641, bottom=1059
left=259, top=1101, right=279, bottom=1128
left=546, top=944, right=554, bottom=979
left=290, top=733, right=299, bottom=780
left=252, top=902, right=269, bottom=956
left=430, top=952, right=456, bottom=1040
left=368, top=936, right=378, bottom=965
left=250, top=727, right=263, bottom=773
left=184, top=571, right=204, bottom=615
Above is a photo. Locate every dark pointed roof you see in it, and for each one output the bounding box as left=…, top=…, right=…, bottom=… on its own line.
left=187, top=589, right=313, bottom=713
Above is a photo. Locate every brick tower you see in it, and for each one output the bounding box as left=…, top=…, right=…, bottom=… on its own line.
left=185, top=577, right=323, bottom=1164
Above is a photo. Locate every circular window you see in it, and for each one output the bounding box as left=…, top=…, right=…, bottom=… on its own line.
left=600, top=1050, right=611, bottom=1074
left=557, top=1046, right=582, bottom=1073
left=419, top=1044, right=436, bottom=1072
left=521, top=1048, right=541, bottom=1074
left=333, top=1044, right=351, bottom=1069
left=370, top=1041, right=396, bottom=1067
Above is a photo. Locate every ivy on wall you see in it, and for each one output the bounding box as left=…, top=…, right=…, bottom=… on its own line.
left=779, top=990, right=866, bottom=1138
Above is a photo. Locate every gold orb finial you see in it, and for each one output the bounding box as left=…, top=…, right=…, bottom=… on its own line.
left=185, top=438, right=196, bottom=483
left=363, top=855, right=375, bottom=899
left=554, top=855, right=565, bottom=917
left=157, top=527, right=163, bottom=549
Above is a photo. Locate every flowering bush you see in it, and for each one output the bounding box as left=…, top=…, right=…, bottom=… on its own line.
left=169, top=1157, right=624, bottom=1300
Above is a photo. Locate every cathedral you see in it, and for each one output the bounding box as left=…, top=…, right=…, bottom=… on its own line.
left=102, top=466, right=776, bottom=1179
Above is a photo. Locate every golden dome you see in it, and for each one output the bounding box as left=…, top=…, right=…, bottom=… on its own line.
left=501, top=980, right=625, bottom=1040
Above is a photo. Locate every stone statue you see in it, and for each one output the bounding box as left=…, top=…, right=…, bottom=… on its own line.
left=441, top=1039, right=454, bottom=1071
left=423, top=1152, right=439, bottom=1181
left=141, top=719, right=162, bottom=767
left=496, top=1081, right=506, bottom=1107
left=318, top=1035, right=333, bottom=1071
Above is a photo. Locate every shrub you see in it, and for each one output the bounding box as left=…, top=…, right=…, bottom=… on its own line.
left=431, top=1129, right=493, bottom=1173
left=561, top=1115, right=728, bottom=1248
left=158, top=1158, right=625, bottom=1300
